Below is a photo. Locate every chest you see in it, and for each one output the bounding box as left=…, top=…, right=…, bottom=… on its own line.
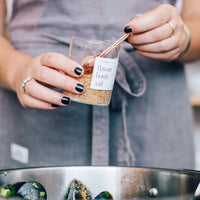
left=13, top=0, right=177, bottom=26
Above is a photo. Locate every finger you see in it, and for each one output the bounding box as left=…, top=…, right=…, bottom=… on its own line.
left=128, top=22, right=175, bottom=45
left=22, top=94, right=57, bottom=110
left=34, top=66, right=84, bottom=94
left=40, top=52, right=84, bottom=77
left=124, top=4, right=176, bottom=34
left=24, top=79, right=71, bottom=106
left=135, top=47, right=180, bottom=62
left=129, top=13, right=143, bottom=21
left=134, top=34, right=180, bottom=53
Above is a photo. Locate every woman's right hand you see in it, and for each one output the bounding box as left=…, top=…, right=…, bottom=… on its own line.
left=14, top=52, right=84, bottom=109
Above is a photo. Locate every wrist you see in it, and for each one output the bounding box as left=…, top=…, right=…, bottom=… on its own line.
left=179, top=25, right=191, bottom=57
left=8, top=50, right=32, bottom=92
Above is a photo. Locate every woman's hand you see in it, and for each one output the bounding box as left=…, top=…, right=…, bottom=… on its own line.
left=14, top=52, right=84, bottom=109
left=123, top=4, right=189, bottom=62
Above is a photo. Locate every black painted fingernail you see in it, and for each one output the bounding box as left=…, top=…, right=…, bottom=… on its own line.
left=51, top=104, right=59, bottom=107
left=75, top=83, right=84, bottom=92
left=61, top=96, right=70, bottom=105
left=53, top=88, right=62, bottom=93
left=133, top=47, right=137, bottom=51
left=74, top=67, right=83, bottom=75
left=124, top=38, right=129, bottom=43
left=124, top=26, right=133, bottom=33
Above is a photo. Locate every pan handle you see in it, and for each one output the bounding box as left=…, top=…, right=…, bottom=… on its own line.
left=180, top=169, right=200, bottom=199
left=179, top=169, right=200, bottom=174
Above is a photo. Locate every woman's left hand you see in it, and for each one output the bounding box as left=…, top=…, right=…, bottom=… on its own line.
left=123, top=4, right=188, bottom=62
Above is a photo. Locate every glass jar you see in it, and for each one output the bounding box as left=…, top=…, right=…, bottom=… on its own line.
left=64, top=36, right=120, bottom=106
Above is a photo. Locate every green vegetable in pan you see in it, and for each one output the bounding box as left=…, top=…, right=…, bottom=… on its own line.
left=0, top=181, right=46, bottom=200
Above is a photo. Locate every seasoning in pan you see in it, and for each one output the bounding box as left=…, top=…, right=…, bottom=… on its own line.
left=65, top=179, right=113, bottom=200
left=66, top=179, right=93, bottom=200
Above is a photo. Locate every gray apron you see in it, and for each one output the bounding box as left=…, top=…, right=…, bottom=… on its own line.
left=0, top=0, right=195, bottom=169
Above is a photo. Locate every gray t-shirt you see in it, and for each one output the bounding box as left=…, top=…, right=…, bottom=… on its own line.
left=0, top=0, right=195, bottom=169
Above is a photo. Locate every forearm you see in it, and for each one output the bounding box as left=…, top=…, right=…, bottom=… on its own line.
left=178, top=16, right=200, bottom=62
left=178, top=0, right=200, bottom=63
left=0, top=35, right=31, bottom=91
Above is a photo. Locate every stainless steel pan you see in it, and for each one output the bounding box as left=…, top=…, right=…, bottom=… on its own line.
left=0, top=166, right=200, bottom=200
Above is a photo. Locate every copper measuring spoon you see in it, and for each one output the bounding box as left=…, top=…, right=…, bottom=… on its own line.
left=84, top=33, right=129, bottom=69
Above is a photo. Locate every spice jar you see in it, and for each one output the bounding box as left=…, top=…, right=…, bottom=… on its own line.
left=64, top=37, right=120, bottom=106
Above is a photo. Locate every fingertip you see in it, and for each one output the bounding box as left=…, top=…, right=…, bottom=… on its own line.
left=51, top=104, right=59, bottom=108
left=124, top=14, right=145, bottom=34
left=74, top=66, right=84, bottom=76
left=66, top=57, right=84, bottom=77
left=124, top=26, right=133, bottom=33
left=124, top=37, right=129, bottom=43
left=61, top=96, right=71, bottom=105
left=75, top=83, right=84, bottom=93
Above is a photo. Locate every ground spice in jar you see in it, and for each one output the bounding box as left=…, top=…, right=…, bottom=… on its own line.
left=63, top=56, right=112, bottom=105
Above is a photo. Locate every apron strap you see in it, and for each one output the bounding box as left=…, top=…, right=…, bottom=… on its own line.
left=91, top=106, right=109, bottom=165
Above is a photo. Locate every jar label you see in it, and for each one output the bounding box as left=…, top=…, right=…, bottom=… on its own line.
left=90, top=57, right=119, bottom=90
